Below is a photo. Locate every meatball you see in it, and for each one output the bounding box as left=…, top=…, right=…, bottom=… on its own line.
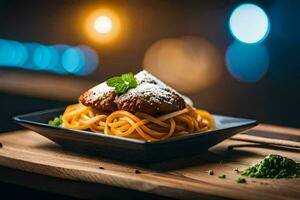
left=115, top=83, right=185, bottom=114
left=79, top=82, right=118, bottom=112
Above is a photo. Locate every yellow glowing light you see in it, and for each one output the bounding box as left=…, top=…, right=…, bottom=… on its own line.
left=94, top=16, right=113, bottom=34
left=85, top=8, right=121, bottom=43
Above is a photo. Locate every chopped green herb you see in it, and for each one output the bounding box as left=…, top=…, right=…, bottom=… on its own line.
left=218, top=174, right=226, bottom=179
left=208, top=170, right=214, bottom=175
left=237, top=177, right=246, bottom=183
left=48, top=115, right=63, bottom=126
left=106, top=72, right=137, bottom=94
left=241, top=154, right=300, bottom=179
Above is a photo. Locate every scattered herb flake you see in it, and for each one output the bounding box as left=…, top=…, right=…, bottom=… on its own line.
left=218, top=174, right=226, bottom=179
left=208, top=170, right=214, bottom=176
left=237, top=178, right=247, bottom=183
left=234, top=168, right=240, bottom=173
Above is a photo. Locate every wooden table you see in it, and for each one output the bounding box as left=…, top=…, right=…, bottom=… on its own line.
left=0, top=124, right=299, bottom=200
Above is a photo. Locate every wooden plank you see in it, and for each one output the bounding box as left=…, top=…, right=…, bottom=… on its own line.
left=0, top=125, right=299, bottom=200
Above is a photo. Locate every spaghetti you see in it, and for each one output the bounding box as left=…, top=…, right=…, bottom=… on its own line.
left=62, top=103, right=214, bottom=141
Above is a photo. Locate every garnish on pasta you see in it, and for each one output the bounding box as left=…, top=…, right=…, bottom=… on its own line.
left=106, top=72, right=137, bottom=94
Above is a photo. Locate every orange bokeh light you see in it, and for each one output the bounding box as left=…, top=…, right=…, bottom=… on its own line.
left=84, top=8, right=121, bottom=44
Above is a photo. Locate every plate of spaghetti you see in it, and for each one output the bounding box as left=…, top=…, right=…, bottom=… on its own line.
left=14, top=70, right=257, bottom=162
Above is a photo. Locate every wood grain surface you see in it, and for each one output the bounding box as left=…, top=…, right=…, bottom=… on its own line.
left=0, top=124, right=299, bottom=200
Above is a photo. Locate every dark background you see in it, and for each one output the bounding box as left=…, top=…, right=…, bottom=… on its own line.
left=1, top=0, right=299, bottom=132
left=0, top=0, right=299, bottom=199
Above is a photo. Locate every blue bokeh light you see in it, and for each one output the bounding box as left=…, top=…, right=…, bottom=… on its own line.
left=78, top=45, right=99, bottom=75
left=52, top=44, right=70, bottom=74
left=225, top=41, right=269, bottom=82
left=229, top=4, right=270, bottom=44
left=62, top=46, right=99, bottom=75
left=23, top=43, right=40, bottom=70
left=33, top=45, right=59, bottom=70
left=0, top=38, right=98, bottom=76
left=62, top=47, right=85, bottom=74
left=11, top=41, right=28, bottom=66
left=0, top=39, right=16, bottom=66
left=0, top=39, right=28, bottom=67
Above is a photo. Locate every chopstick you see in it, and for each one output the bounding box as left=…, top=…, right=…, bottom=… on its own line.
left=230, top=134, right=300, bottom=149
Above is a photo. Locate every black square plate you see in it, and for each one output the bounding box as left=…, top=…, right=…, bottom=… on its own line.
left=13, top=108, right=257, bottom=163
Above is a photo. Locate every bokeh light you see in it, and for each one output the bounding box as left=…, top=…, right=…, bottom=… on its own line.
left=33, top=45, right=59, bottom=70
left=11, top=41, right=28, bottom=66
left=52, top=44, right=70, bottom=74
left=62, top=46, right=99, bottom=75
left=143, top=36, right=222, bottom=93
left=0, top=38, right=99, bottom=76
left=0, top=39, right=28, bottom=67
left=23, top=43, right=40, bottom=70
left=225, top=41, right=269, bottom=82
left=78, top=45, right=99, bottom=75
left=62, top=47, right=85, bottom=74
left=0, top=39, right=15, bottom=66
left=229, top=4, right=270, bottom=44
left=85, top=8, right=121, bottom=43
left=94, top=16, right=113, bottom=34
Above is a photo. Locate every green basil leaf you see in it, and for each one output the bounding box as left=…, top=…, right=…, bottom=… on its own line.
left=121, top=72, right=137, bottom=88
left=106, top=72, right=138, bottom=94
left=106, top=77, right=123, bottom=87
left=114, top=83, right=129, bottom=94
